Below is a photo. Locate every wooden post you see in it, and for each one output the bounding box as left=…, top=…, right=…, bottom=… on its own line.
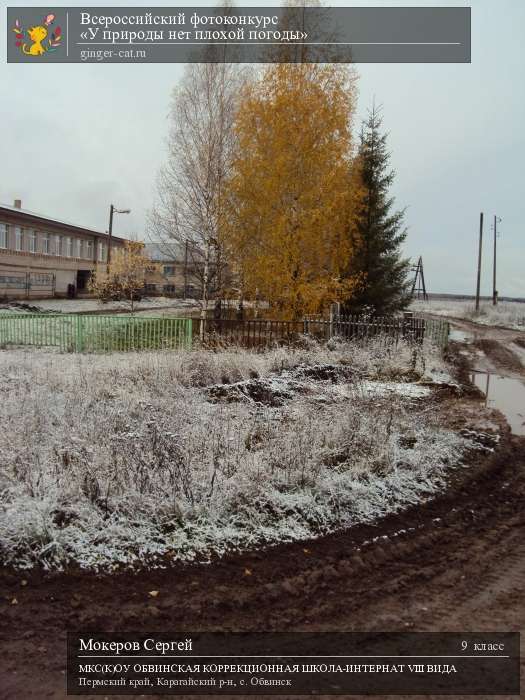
left=475, top=212, right=483, bottom=312
left=492, top=215, right=498, bottom=306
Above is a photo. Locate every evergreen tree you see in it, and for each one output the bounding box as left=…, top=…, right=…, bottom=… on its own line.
left=345, top=105, right=411, bottom=315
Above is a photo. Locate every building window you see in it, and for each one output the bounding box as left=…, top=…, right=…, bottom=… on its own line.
left=31, top=273, right=53, bottom=286
left=98, top=242, right=106, bottom=262
left=29, top=230, right=37, bottom=253
left=86, top=240, right=93, bottom=259
left=42, top=235, right=50, bottom=254
left=77, top=239, right=83, bottom=258
left=65, top=237, right=73, bottom=257
left=163, top=265, right=175, bottom=276
left=0, top=273, right=25, bottom=289
left=0, top=223, right=6, bottom=249
left=15, top=227, right=23, bottom=251
left=54, top=235, right=62, bottom=256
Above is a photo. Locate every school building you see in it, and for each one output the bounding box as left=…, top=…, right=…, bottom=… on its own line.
left=144, top=241, right=205, bottom=299
left=0, top=200, right=127, bottom=299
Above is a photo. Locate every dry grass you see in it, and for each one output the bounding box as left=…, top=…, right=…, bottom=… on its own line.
left=0, top=338, right=467, bottom=571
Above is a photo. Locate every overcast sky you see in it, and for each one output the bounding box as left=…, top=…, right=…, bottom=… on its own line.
left=1, top=0, right=524, bottom=297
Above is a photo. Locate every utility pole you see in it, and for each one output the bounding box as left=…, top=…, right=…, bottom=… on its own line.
left=107, top=204, right=114, bottom=273
left=492, top=215, right=501, bottom=306
left=106, top=204, right=130, bottom=273
left=475, top=212, right=483, bottom=312
left=410, top=256, right=428, bottom=301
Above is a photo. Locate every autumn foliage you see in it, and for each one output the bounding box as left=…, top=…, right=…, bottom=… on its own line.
left=222, top=63, right=361, bottom=319
left=89, top=241, right=158, bottom=312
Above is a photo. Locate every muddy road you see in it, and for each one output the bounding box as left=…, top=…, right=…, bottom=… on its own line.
left=1, top=318, right=524, bottom=699
left=427, top=313, right=525, bottom=380
left=439, top=314, right=525, bottom=437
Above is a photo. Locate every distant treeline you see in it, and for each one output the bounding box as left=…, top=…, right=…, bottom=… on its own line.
left=423, top=293, right=525, bottom=304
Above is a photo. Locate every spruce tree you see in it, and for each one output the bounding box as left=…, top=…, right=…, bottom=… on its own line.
left=345, top=105, right=411, bottom=315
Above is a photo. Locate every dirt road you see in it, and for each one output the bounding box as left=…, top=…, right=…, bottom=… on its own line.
left=441, top=314, right=525, bottom=437
left=1, top=318, right=524, bottom=699
left=427, top=313, right=525, bottom=379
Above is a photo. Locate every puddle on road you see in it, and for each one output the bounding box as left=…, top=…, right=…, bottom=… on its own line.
left=471, top=370, right=525, bottom=435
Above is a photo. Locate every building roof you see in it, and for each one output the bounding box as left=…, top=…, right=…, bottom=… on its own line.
left=144, top=241, right=182, bottom=262
left=0, top=203, right=128, bottom=242
left=146, top=239, right=204, bottom=263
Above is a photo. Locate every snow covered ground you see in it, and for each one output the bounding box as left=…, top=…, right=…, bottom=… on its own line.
left=410, top=299, right=525, bottom=330
left=0, top=339, right=472, bottom=572
left=0, top=297, right=199, bottom=314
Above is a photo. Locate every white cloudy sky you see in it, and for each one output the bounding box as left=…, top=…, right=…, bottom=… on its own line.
left=1, top=0, right=524, bottom=296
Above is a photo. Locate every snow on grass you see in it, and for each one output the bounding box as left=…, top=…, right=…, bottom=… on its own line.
left=411, top=299, right=525, bottom=330
left=0, top=296, right=198, bottom=314
left=360, top=381, right=431, bottom=398
left=0, top=339, right=469, bottom=571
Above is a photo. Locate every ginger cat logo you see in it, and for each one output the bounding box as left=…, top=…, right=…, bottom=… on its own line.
left=12, top=14, right=62, bottom=56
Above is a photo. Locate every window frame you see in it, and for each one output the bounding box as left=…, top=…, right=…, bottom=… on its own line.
left=15, top=227, right=23, bottom=251
left=29, top=230, right=37, bottom=253
left=0, top=223, right=7, bottom=249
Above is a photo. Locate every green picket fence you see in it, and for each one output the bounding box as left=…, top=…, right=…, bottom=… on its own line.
left=0, top=314, right=192, bottom=352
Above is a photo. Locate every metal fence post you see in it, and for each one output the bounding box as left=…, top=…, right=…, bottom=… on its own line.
left=329, top=302, right=339, bottom=340
left=75, top=314, right=84, bottom=352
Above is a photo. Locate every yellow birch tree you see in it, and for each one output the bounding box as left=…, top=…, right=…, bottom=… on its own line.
left=222, top=62, right=360, bottom=319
